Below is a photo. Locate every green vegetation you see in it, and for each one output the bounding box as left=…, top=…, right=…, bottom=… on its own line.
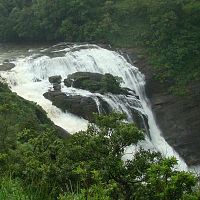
left=117, top=0, right=200, bottom=94
left=0, top=84, right=199, bottom=200
left=65, top=72, right=124, bottom=94
left=0, top=82, right=55, bottom=153
left=0, top=0, right=199, bottom=93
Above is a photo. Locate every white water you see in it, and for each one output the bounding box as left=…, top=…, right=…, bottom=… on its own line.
left=0, top=44, right=188, bottom=170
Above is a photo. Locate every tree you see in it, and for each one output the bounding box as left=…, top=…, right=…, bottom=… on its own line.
left=0, top=103, right=19, bottom=152
left=0, top=111, right=199, bottom=199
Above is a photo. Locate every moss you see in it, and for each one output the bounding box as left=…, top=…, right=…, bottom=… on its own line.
left=65, top=72, right=126, bottom=95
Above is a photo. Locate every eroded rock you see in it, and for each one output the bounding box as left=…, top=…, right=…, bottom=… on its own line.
left=43, top=91, right=111, bottom=121
left=64, top=72, right=134, bottom=95
left=0, top=61, right=15, bottom=71
left=49, top=75, right=62, bottom=84
left=125, top=48, right=200, bottom=166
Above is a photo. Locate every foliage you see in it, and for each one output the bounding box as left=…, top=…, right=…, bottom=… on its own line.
left=1, top=0, right=199, bottom=93
left=101, top=73, right=123, bottom=94
left=0, top=177, right=29, bottom=200
left=0, top=93, right=199, bottom=200
left=71, top=72, right=123, bottom=94
left=111, top=0, right=200, bottom=94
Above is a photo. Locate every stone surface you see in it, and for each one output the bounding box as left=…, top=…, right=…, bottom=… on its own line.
left=49, top=75, right=62, bottom=84
left=0, top=62, right=15, bottom=71
left=43, top=91, right=110, bottom=121
left=64, top=72, right=134, bottom=95
left=64, top=72, right=104, bottom=91
left=53, top=83, right=61, bottom=91
left=55, top=125, right=71, bottom=139
left=124, top=48, right=200, bottom=166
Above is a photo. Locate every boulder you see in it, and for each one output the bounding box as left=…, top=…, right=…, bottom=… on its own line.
left=64, top=72, right=103, bottom=90
left=3, top=59, right=9, bottom=63
left=55, top=125, right=71, bottom=139
left=43, top=91, right=110, bottom=121
left=64, top=72, right=135, bottom=95
left=131, top=109, right=150, bottom=137
left=53, top=83, right=61, bottom=91
left=0, top=62, right=15, bottom=71
left=49, top=75, right=62, bottom=84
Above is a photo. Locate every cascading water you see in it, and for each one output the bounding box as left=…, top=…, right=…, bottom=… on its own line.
left=0, top=43, right=188, bottom=170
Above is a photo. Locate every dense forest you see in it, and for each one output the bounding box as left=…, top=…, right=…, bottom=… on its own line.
left=0, top=0, right=200, bottom=199
left=0, top=0, right=200, bottom=93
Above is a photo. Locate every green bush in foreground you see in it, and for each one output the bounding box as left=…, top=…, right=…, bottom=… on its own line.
left=0, top=177, right=28, bottom=200
left=0, top=112, right=199, bottom=199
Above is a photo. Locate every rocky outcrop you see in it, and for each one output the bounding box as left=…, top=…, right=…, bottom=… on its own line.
left=49, top=75, right=62, bottom=84
left=55, top=125, right=71, bottom=139
left=43, top=90, right=148, bottom=134
left=124, top=48, right=200, bottom=166
left=64, top=72, right=102, bottom=89
left=0, top=60, right=15, bottom=71
left=49, top=75, right=62, bottom=91
left=46, top=73, right=146, bottom=133
left=64, top=72, right=133, bottom=95
left=43, top=91, right=110, bottom=121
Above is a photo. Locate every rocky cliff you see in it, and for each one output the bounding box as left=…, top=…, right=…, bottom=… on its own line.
left=123, top=48, right=200, bottom=166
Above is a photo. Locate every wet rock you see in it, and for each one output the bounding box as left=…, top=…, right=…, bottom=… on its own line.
left=3, top=59, right=9, bottom=63
left=70, top=44, right=99, bottom=52
left=131, top=110, right=150, bottom=138
left=64, top=72, right=135, bottom=95
left=53, top=83, right=61, bottom=91
left=55, top=125, right=71, bottom=139
left=49, top=75, right=62, bottom=84
left=33, top=78, right=42, bottom=82
left=98, top=97, right=112, bottom=114
left=125, top=48, right=200, bottom=166
left=43, top=91, right=111, bottom=121
left=44, top=91, right=98, bottom=121
left=0, top=62, right=15, bottom=71
left=64, top=72, right=103, bottom=90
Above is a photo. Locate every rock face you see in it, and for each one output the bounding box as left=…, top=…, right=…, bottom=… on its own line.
left=43, top=91, right=110, bottom=121
left=124, top=48, right=200, bottom=166
left=43, top=90, right=148, bottom=134
left=0, top=60, right=15, bottom=71
left=146, top=80, right=200, bottom=165
left=64, top=72, right=133, bottom=95
left=49, top=76, right=62, bottom=91
left=49, top=75, right=62, bottom=84
left=55, top=125, right=71, bottom=139
left=64, top=72, right=103, bottom=92
left=46, top=73, right=147, bottom=133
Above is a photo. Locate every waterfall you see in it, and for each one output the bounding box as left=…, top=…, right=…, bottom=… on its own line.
left=0, top=44, right=188, bottom=170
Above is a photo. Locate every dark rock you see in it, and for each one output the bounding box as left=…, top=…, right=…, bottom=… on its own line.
left=53, top=83, right=61, bottom=91
left=98, top=97, right=112, bottom=114
left=49, top=75, right=62, bottom=84
left=55, top=125, right=71, bottom=139
left=70, top=44, right=99, bottom=52
left=131, top=109, right=150, bottom=138
left=3, top=59, right=9, bottom=63
left=125, top=48, right=200, bottom=166
left=0, top=62, right=15, bottom=71
left=64, top=72, right=135, bottom=95
left=64, top=72, right=103, bottom=91
left=121, top=87, right=136, bottom=96
left=43, top=91, right=99, bottom=121
left=33, top=78, right=42, bottom=82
